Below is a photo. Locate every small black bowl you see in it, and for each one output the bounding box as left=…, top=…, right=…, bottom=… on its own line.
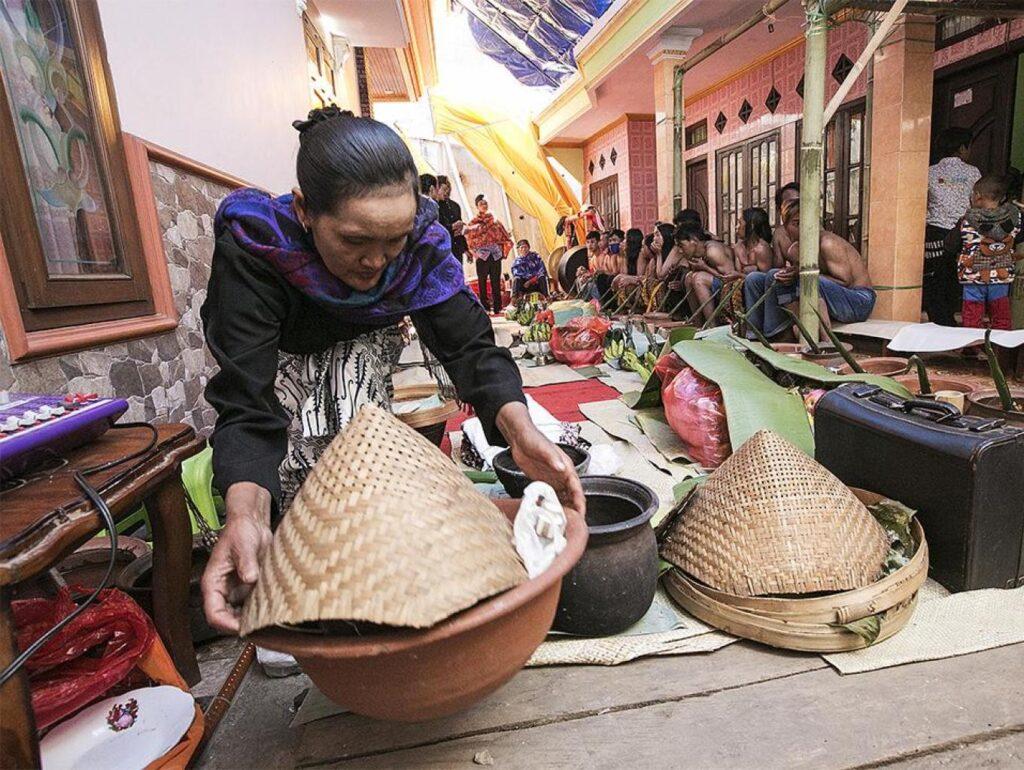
left=492, top=443, right=590, bottom=498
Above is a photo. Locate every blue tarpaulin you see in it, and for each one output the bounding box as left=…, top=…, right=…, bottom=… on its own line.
left=461, top=0, right=614, bottom=88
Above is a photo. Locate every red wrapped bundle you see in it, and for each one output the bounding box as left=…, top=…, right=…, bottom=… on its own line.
left=658, top=355, right=732, bottom=468
left=12, top=587, right=153, bottom=729
left=550, top=316, right=611, bottom=367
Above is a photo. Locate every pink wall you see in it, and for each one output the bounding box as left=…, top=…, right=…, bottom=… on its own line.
left=582, top=118, right=631, bottom=228
left=582, top=116, right=657, bottom=232
left=933, top=19, right=1024, bottom=71
left=627, top=118, right=658, bottom=233
left=682, top=22, right=869, bottom=235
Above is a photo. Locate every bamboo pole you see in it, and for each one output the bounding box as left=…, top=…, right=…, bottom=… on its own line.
left=673, top=66, right=684, bottom=214
left=861, top=21, right=875, bottom=264
left=822, top=0, right=909, bottom=126
left=799, top=0, right=828, bottom=343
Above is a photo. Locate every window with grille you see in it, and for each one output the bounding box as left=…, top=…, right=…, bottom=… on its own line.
left=716, top=131, right=779, bottom=244
left=685, top=119, right=707, bottom=150
left=589, top=175, right=620, bottom=231
left=936, top=16, right=1002, bottom=49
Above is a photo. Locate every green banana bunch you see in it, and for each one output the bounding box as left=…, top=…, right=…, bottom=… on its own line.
left=603, top=328, right=626, bottom=366
left=643, top=350, right=657, bottom=371
left=622, top=349, right=652, bottom=381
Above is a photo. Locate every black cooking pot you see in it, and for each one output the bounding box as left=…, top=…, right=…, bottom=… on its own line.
left=553, top=476, right=658, bottom=636
left=492, top=443, right=590, bottom=498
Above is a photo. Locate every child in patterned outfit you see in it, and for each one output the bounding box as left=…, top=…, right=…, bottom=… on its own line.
left=957, top=175, right=1024, bottom=330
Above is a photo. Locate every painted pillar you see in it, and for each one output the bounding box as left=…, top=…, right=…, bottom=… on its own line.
left=866, top=15, right=936, bottom=321
left=648, top=27, right=702, bottom=223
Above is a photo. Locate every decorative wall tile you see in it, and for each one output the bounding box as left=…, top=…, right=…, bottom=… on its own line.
left=0, top=161, right=230, bottom=435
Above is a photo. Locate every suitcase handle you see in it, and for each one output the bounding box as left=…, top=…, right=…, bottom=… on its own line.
left=901, top=399, right=961, bottom=419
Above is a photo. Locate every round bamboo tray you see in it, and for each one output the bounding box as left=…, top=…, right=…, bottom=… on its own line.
left=392, top=384, right=460, bottom=446
left=662, top=488, right=928, bottom=652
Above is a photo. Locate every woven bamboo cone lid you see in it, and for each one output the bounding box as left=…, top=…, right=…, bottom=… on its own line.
left=240, top=405, right=527, bottom=635
left=660, top=430, right=889, bottom=597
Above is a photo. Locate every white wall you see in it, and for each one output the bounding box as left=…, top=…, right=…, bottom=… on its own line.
left=97, top=0, right=309, bottom=193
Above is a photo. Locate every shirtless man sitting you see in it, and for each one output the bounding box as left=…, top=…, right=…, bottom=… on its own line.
left=772, top=182, right=800, bottom=267
left=746, top=198, right=875, bottom=339
left=660, top=222, right=742, bottom=323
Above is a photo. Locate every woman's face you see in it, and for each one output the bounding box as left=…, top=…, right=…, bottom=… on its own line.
left=294, top=183, right=416, bottom=292
left=516, top=242, right=529, bottom=258
left=652, top=229, right=663, bottom=251
left=477, top=199, right=489, bottom=214
left=736, top=218, right=746, bottom=241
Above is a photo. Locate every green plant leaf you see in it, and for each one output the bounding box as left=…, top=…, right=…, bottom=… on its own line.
left=868, top=499, right=917, bottom=555
left=837, top=614, right=882, bottom=645
left=731, top=335, right=913, bottom=397
left=672, top=340, right=815, bottom=456
left=672, top=475, right=708, bottom=502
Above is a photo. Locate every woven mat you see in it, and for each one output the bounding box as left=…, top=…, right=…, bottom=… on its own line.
left=823, top=586, right=1024, bottom=675
left=527, top=629, right=737, bottom=667
left=518, top=362, right=587, bottom=388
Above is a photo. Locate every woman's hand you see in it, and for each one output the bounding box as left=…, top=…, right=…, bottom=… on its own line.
left=496, top=402, right=585, bottom=513
left=201, top=482, right=274, bottom=634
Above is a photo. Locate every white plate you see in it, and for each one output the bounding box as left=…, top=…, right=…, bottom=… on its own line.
left=41, top=685, right=195, bottom=770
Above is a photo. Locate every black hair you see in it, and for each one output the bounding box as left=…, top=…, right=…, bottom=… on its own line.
left=475, top=193, right=487, bottom=206
left=674, top=221, right=704, bottom=244
left=436, top=174, right=449, bottom=187
left=742, top=207, right=773, bottom=246
left=293, top=106, right=417, bottom=215
left=775, top=182, right=800, bottom=211
left=586, top=230, right=601, bottom=242
left=657, top=222, right=676, bottom=259
left=516, top=238, right=530, bottom=248
left=556, top=215, right=568, bottom=236
left=419, top=173, right=437, bottom=194
left=625, top=228, right=643, bottom=275
left=643, top=233, right=654, bottom=248
left=974, top=174, right=1009, bottom=202
left=934, top=127, right=973, bottom=161
left=610, top=228, right=625, bottom=240
left=673, top=208, right=702, bottom=227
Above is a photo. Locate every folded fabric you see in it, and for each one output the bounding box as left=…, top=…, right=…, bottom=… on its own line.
left=462, top=395, right=563, bottom=469
left=514, top=482, right=568, bottom=578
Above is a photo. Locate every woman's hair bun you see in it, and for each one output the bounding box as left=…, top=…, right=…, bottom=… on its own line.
left=292, top=105, right=354, bottom=135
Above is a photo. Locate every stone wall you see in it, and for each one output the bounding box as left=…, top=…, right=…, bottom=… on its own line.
left=0, top=160, right=230, bottom=435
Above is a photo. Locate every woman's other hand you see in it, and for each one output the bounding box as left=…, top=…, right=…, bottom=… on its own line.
left=496, top=402, right=585, bottom=513
left=201, top=482, right=274, bottom=634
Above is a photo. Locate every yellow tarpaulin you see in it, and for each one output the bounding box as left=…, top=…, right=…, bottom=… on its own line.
left=431, top=94, right=580, bottom=254
left=396, top=125, right=436, bottom=175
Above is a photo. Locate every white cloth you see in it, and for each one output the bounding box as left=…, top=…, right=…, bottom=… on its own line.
left=462, top=395, right=563, bottom=469
left=887, top=322, right=1024, bottom=353
left=513, top=481, right=568, bottom=579
left=926, top=157, right=981, bottom=230
left=587, top=443, right=622, bottom=475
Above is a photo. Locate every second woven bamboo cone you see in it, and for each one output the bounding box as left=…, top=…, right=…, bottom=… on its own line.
left=660, top=430, right=889, bottom=596
left=240, top=405, right=527, bottom=635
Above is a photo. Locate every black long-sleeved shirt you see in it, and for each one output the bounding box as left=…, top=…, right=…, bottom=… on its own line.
left=201, top=231, right=524, bottom=507
left=438, top=198, right=467, bottom=258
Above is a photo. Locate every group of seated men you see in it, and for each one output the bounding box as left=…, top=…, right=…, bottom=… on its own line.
left=578, top=183, right=876, bottom=340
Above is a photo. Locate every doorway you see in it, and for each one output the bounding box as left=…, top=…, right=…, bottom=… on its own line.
left=932, top=55, right=1017, bottom=175
left=686, top=158, right=709, bottom=233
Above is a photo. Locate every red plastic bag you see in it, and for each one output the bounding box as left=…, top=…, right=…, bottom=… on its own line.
left=550, top=316, right=611, bottom=367
left=660, top=356, right=732, bottom=468
left=12, top=587, right=153, bottom=730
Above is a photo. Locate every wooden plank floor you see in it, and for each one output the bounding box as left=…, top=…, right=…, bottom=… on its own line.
left=285, top=642, right=1024, bottom=769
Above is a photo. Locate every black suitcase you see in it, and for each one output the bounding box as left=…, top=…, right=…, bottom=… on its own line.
left=814, top=383, right=1024, bottom=592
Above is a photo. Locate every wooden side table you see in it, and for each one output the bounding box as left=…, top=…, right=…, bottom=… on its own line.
left=0, top=424, right=205, bottom=769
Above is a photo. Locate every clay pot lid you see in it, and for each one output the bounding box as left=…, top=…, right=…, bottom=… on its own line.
left=659, top=430, right=889, bottom=597
left=239, top=405, right=527, bottom=635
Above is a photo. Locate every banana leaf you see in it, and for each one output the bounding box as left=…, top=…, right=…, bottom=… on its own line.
left=621, top=326, right=700, bottom=409
left=633, top=408, right=691, bottom=463
left=672, top=340, right=815, bottom=456
left=731, top=335, right=912, bottom=398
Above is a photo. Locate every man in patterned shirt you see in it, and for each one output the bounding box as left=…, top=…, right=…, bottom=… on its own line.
left=925, top=128, right=980, bottom=326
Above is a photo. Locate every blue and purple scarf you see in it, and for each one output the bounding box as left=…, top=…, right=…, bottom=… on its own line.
left=214, top=188, right=469, bottom=324
left=510, top=251, right=546, bottom=281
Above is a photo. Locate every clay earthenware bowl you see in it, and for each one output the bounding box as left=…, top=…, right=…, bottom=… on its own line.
left=553, top=476, right=659, bottom=637
left=965, top=388, right=1024, bottom=427
left=892, top=374, right=979, bottom=398
left=492, top=443, right=590, bottom=498
left=248, top=499, right=587, bottom=722
left=837, top=356, right=910, bottom=377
